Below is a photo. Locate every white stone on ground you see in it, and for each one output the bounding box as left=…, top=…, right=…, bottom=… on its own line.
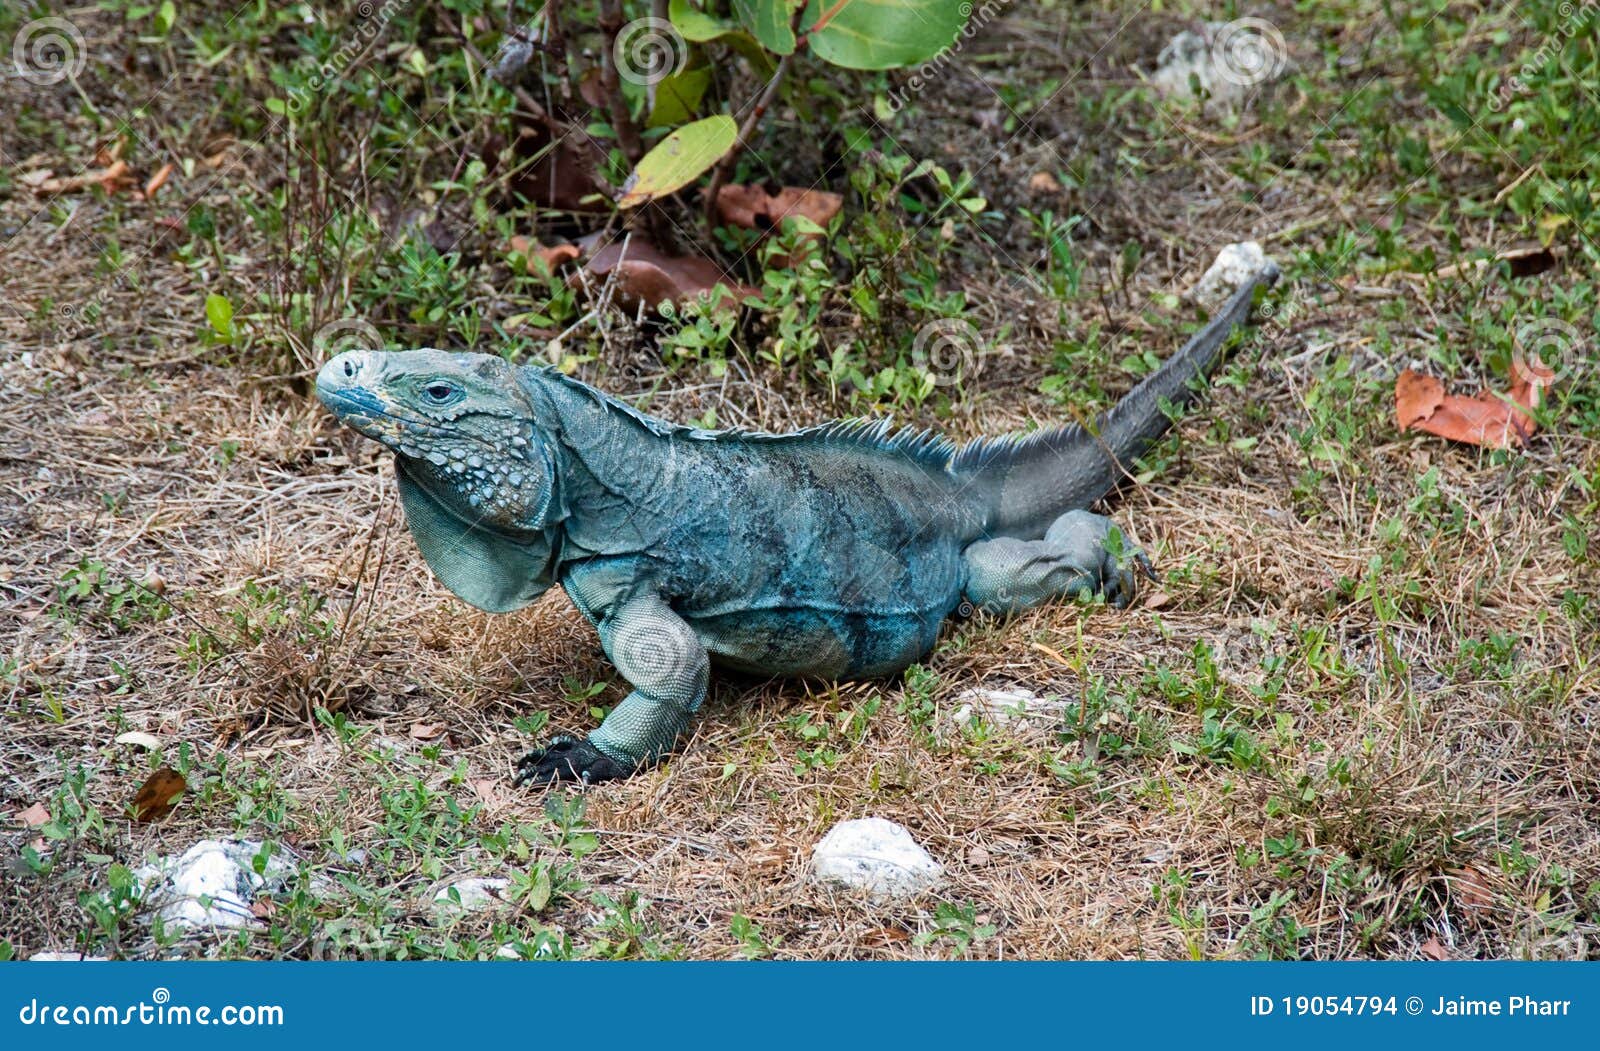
left=133, top=839, right=296, bottom=931
left=433, top=877, right=509, bottom=912
left=811, top=818, right=942, bottom=901
left=946, top=686, right=1064, bottom=736
left=1188, top=241, right=1273, bottom=310
left=30, top=952, right=110, bottom=961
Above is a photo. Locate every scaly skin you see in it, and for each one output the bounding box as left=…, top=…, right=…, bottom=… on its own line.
left=316, top=262, right=1277, bottom=784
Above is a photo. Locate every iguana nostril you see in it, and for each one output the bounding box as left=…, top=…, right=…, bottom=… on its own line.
left=343, top=358, right=356, bottom=378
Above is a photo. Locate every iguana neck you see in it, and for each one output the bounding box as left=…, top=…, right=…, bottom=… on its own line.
left=519, top=367, right=691, bottom=559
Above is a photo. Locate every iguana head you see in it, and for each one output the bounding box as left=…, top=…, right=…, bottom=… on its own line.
left=316, top=349, right=564, bottom=612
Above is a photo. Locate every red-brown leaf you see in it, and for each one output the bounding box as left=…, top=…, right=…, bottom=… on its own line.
left=712, top=184, right=843, bottom=233
left=574, top=239, right=757, bottom=313
left=131, top=767, right=186, bottom=822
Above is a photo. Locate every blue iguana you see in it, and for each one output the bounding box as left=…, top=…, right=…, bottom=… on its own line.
left=316, top=262, right=1277, bottom=784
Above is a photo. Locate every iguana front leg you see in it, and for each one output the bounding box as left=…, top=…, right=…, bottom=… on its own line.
left=515, top=593, right=708, bottom=785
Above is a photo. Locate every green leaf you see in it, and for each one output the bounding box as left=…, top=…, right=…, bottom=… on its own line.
left=617, top=114, right=738, bottom=208
left=647, top=62, right=713, bottom=128
left=669, top=0, right=735, bottom=42
left=204, top=293, right=235, bottom=341
left=734, top=0, right=799, bottom=55
left=802, top=0, right=970, bottom=70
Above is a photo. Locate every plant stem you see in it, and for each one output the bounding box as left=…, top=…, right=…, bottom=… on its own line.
left=598, top=0, right=646, bottom=164
left=703, top=50, right=796, bottom=234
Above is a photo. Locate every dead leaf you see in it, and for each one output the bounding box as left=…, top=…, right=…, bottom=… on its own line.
left=1449, top=866, right=1496, bottom=910
left=131, top=767, right=186, bottom=822
left=32, top=160, right=134, bottom=196
left=19, top=169, right=54, bottom=189
left=409, top=722, right=444, bottom=740
left=250, top=898, right=277, bottom=919
left=1395, top=367, right=1546, bottom=449
left=1419, top=936, right=1450, bottom=960
left=491, top=125, right=611, bottom=213
left=712, top=184, right=843, bottom=233
left=1028, top=170, right=1063, bottom=194
left=1432, top=244, right=1558, bottom=281
left=114, top=731, right=163, bottom=750
left=1142, top=589, right=1172, bottom=611
left=578, top=67, right=609, bottom=108
left=574, top=238, right=758, bottom=313
left=510, top=235, right=581, bottom=274
left=144, top=162, right=175, bottom=198
left=16, top=802, right=50, bottom=828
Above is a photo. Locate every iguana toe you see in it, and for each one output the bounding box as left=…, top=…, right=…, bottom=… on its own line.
left=514, top=735, right=632, bottom=786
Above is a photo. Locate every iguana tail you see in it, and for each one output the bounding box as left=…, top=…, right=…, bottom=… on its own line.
left=957, top=266, right=1279, bottom=540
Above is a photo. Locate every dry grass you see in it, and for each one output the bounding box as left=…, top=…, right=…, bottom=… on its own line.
left=2, top=1, right=1597, bottom=960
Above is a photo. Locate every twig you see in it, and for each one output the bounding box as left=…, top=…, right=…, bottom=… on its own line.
left=598, top=0, right=646, bottom=164
left=703, top=50, right=796, bottom=233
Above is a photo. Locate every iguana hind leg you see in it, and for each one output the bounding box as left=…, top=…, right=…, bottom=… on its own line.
left=962, top=509, right=1153, bottom=614
left=515, top=593, right=708, bottom=785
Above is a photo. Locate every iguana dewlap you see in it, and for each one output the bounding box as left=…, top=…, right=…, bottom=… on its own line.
left=316, top=262, right=1277, bottom=784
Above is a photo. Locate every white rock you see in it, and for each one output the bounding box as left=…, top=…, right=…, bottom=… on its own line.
left=133, top=839, right=296, bottom=931
left=433, top=877, right=509, bottom=911
left=1188, top=241, right=1274, bottom=310
left=30, top=952, right=110, bottom=961
left=811, top=818, right=942, bottom=901
left=1151, top=21, right=1289, bottom=111
left=947, top=686, right=1063, bottom=735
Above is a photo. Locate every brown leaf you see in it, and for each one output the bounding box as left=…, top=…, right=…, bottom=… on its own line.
left=16, top=802, right=50, bottom=828
left=510, top=235, right=581, bottom=274
left=492, top=125, right=611, bottom=213
left=713, top=184, right=843, bottom=233
left=1395, top=368, right=1545, bottom=449
left=1028, top=170, right=1063, bottom=194
left=1449, top=866, right=1496, bottom=910
left=144, top=162, right=175, bottom=198
left=1419, top=936, right=1450, bottom=960
left=250, top=898, right=277, bottom=919
left=33, top=160, right=134, bottom=196
left=131, top=767, right=186, bottom=822
left=409, top=722, right=444, bottom=740
left=578, top=67, right=609, bottom=109
left=574, top=239, right=758, bottom=313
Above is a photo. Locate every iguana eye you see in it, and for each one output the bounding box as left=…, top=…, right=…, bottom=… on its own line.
left=423, top=382, right=455, bottom=402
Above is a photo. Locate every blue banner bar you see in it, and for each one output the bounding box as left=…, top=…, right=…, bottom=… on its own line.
left=2, top=962, right=1593, bottom=1048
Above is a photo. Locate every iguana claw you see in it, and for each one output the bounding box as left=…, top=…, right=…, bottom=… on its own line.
left=514, top=735, right=632, bottom=786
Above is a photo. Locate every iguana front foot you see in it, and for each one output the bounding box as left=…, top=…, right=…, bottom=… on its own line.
left=514, top=735, right=633, bottom=786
